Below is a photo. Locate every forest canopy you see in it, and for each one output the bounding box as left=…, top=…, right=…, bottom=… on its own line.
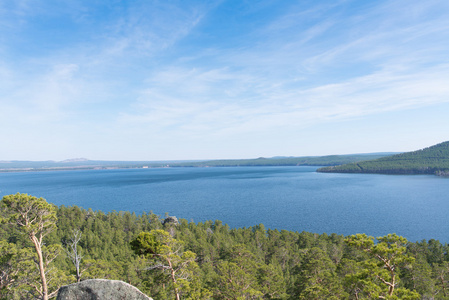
left=1, top=194, right=449, bottom=299
left=318, top=141, right=449, bottom=176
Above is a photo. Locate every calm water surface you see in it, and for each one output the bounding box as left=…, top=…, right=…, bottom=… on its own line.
left=0, top=166, right=447, bottom=242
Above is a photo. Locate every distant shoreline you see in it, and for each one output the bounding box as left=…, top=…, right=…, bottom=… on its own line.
left=0, top=153, right=395, bottom=173
left=0, top=164, right=316, bottom=173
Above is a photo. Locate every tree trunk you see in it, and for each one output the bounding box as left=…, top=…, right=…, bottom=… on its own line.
left=441, top=275, right=447, bottom=297
left=32, top=236, right=48, bottom=300
left=75, top=256, right=81, bottom=282
left=166, top=257, right=180, bottom=300
left=388, top=273, right=395, bottom=296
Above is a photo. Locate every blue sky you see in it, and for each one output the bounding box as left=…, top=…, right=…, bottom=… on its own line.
left=1, top=0, right=449, bottom=161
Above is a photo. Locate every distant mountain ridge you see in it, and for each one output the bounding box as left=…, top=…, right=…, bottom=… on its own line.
left=0, top=153, right=396, bottom=172
left=60, top=158, right=89, bottom=163
left=317, top=141, right=449, bottom=176
left=172, top=153, right=396, bottom=167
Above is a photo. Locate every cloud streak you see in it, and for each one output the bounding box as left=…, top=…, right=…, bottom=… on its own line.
left=1, top=0, right=449, bottom=159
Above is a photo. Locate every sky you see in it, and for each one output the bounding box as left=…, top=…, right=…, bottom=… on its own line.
left=1, top=0, right=449, bottom=161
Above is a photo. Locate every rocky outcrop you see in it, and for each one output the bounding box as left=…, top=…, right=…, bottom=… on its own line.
left=436, top=170, right=449, bottom=177
left=56, top=279, right=152, bottom=300
left=163, top=215, right=179, bottom=226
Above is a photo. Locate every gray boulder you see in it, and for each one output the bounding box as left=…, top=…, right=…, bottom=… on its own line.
left=56, top=279, right=152, bottom=300
left=163, top=216, right=179, bottom=225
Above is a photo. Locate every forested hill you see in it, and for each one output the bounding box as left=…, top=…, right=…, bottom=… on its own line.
left=317, top=141, right=449, bottom=176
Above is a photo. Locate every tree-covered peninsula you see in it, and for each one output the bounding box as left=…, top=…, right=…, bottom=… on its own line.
left=317, top=141, right=449, bottom=176
left=2, top=194, right=449, bottom=299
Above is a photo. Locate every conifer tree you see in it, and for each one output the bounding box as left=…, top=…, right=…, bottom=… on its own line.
left=345, top=233, right=420, bottom=299
left=131, top=230, right=202, bottom=300
left=1, top=193, right=60, bottom=300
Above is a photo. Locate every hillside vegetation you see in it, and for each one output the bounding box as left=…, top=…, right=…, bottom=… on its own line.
left=317, top=141, right=449, bottom=176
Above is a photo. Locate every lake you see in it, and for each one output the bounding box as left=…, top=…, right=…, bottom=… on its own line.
left=0, top=166, right=447, bottom=242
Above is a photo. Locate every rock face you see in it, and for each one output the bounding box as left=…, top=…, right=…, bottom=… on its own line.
left=163, top=216, right=179, bottom=225
left=56, top=279, right=152, bottom=300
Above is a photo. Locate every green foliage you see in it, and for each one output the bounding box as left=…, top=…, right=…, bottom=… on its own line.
left=1, top=194, right=61, bottom=300
left=1, top=193, right=57, bottom=239
left=293, top=247, right=346, bottom=299
left=2, top=203, right=449, bottom=299
left=82, top=259, right=122, bottom=280
left=345, top=233, right=419, bottom=299
left=402, top=254, right=435, bottom=297
left=131, top=230, right=204, bottom=300
left=130, top=231, right=161, bottom=256
left=0, top=241, right=34, bottom=299
left=318, top=141, right=449, bottom=175
left=433, top=261, right=449, bottom=298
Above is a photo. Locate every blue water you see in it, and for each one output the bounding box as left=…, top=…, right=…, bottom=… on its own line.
left=0, top=166, right=448, bottom=242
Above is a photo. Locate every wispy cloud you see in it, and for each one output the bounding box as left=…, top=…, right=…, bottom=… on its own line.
left=1, top=0, right=449, bottom=159
left=120, top=62, right=449, bottom=137
left=120, top=0, right=449, bottom=133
